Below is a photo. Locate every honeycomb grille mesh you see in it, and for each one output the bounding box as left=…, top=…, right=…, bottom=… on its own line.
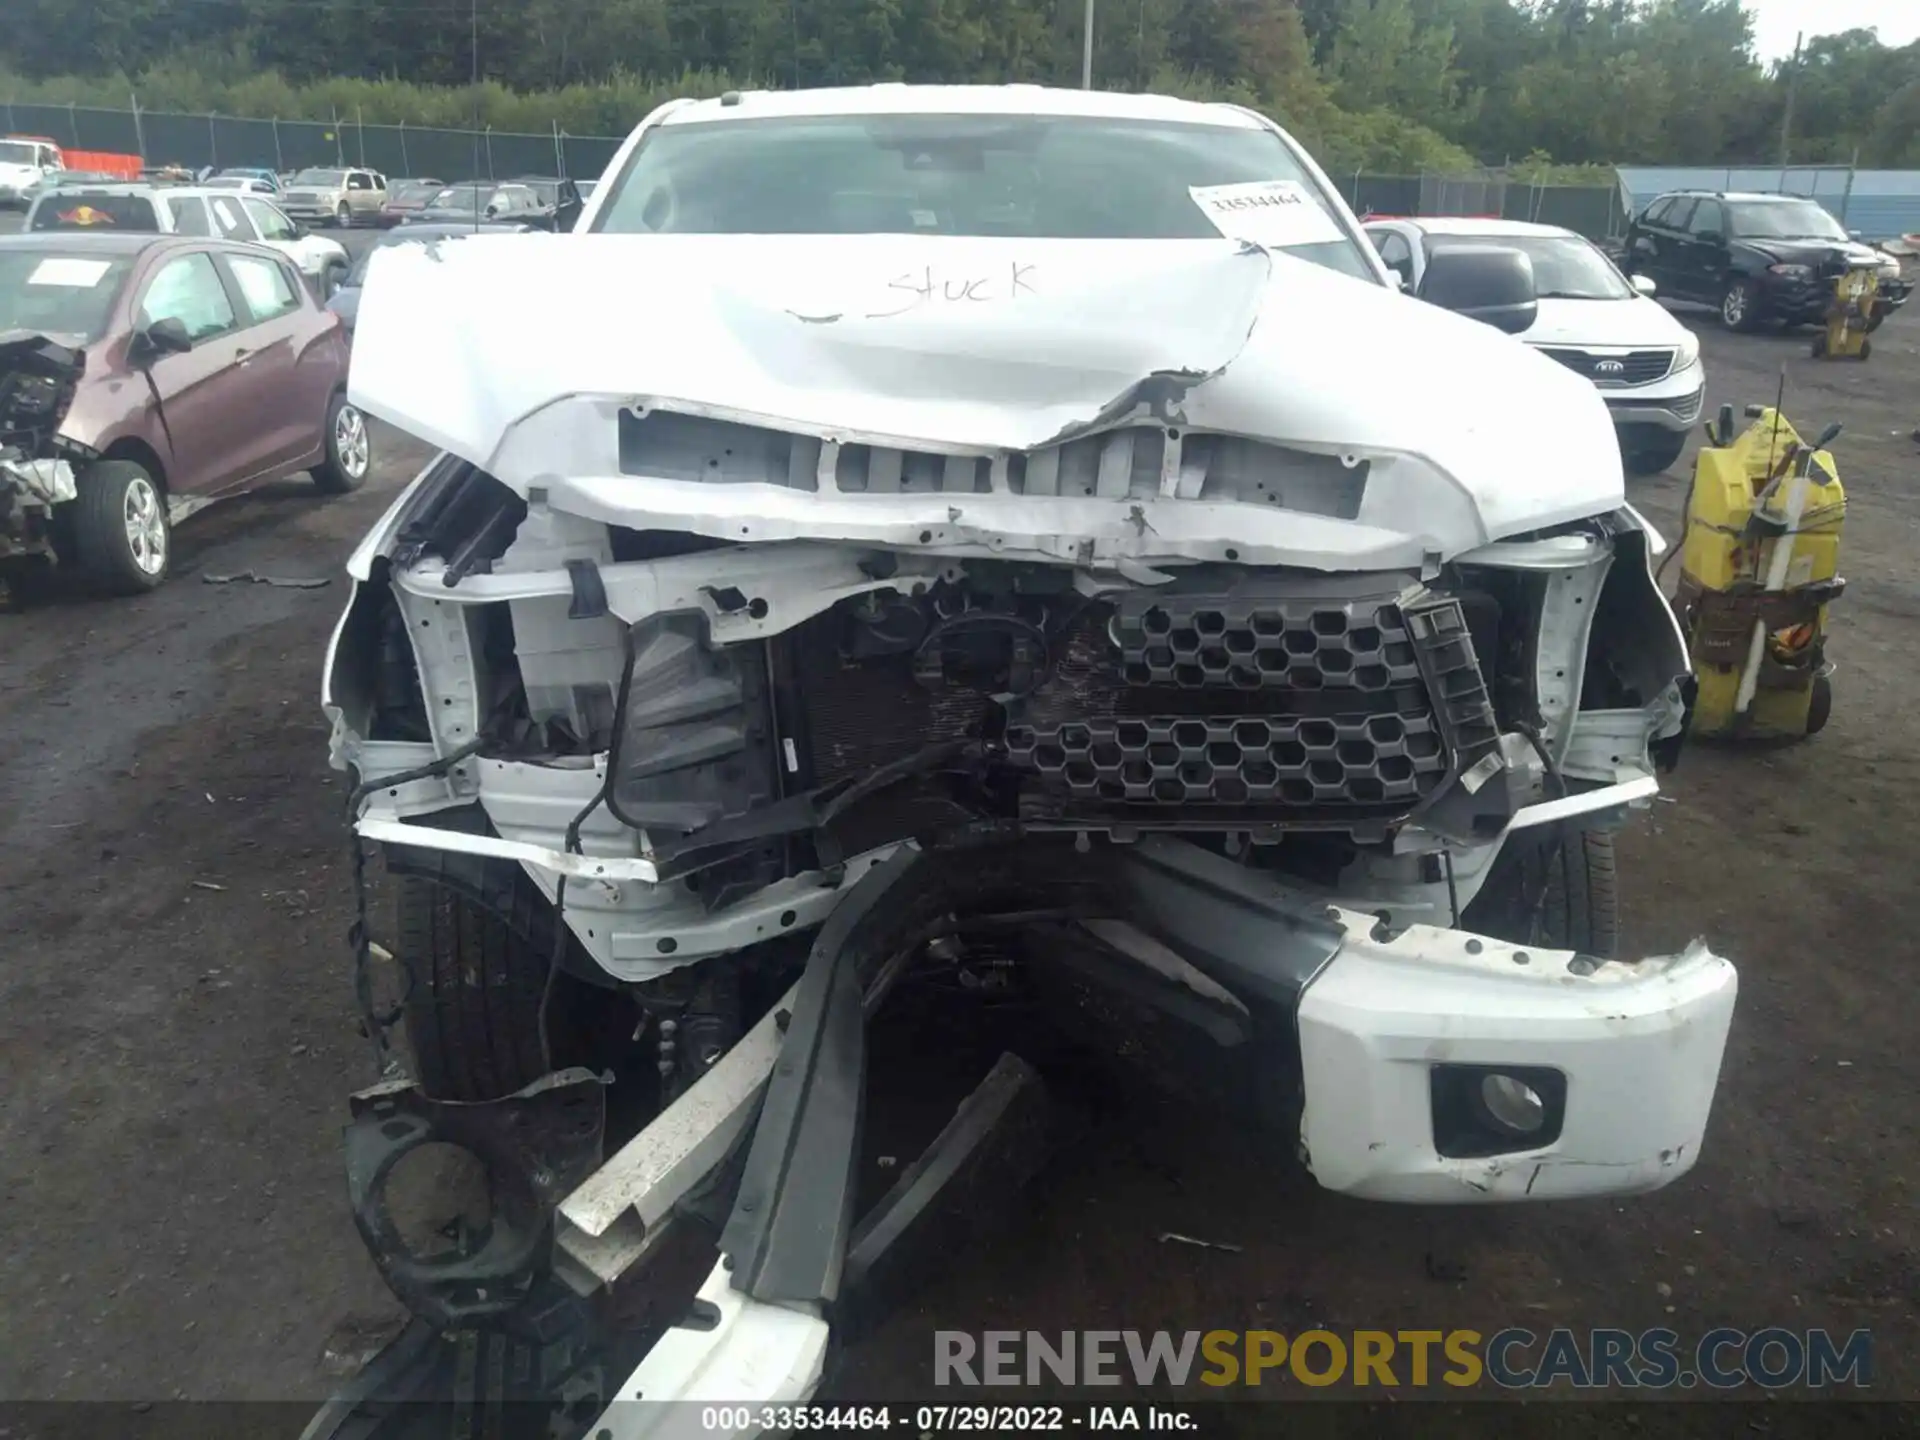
left=1004, top=591, right=1458, bottom=813
left=1003, top=712, right=1445, bottom=808
left=1113, top=595, right=1422, bottom=691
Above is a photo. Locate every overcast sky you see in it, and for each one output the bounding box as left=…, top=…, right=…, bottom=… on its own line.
left=1744, top=1, right=1920, bottom=63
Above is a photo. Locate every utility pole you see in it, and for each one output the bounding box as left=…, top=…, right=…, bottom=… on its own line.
left=1778, top=30, right=1802, bottom=168
left=1082, top=0, right=1095, bottom=89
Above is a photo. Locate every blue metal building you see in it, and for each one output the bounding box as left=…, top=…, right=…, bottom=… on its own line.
left=1615, top=166, right=1920, bottom=240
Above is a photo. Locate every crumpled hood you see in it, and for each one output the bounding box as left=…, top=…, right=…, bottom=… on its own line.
left=350, top=233, right=1622, bottom=561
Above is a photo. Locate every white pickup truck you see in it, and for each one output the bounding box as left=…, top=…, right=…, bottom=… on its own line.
left=0, top=136, right=64, bottom=207
left=322, top=84, right=1736, bottom=1432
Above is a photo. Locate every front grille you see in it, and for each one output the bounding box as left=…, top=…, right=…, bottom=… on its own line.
left=1004, top=712, right=1444, bottom=808
left=773, top=576, right=1504, bottom=839
left=1536, top=347, right=1676, bottom=387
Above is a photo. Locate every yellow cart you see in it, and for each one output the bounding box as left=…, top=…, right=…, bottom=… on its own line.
left=1673, top=404, right=1846, bottom=740
left=1810, top=262, right=1880, bottom=360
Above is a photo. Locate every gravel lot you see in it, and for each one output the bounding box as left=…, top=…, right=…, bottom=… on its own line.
left=1, top=207, right=1915, bottom=1425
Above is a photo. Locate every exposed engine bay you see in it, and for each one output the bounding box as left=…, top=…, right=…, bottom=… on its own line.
left=0, top=332, right=87, bottom=565
left=329, top=459, right=1693, bottom=981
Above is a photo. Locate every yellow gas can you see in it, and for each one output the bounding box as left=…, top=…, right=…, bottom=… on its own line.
left=1673, top=405, right=1845, bottom=740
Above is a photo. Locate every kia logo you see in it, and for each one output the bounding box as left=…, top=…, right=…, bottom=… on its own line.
left=1595, top=359, right=1627, bottom=375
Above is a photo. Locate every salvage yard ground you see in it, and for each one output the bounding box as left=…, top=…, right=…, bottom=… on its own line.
left=0, top=213, right=1915, bottom=1422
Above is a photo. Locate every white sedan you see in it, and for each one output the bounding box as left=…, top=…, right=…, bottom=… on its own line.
left=1366, top=216, right=1706, bottom=476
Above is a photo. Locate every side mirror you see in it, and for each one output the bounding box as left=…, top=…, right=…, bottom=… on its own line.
left=1632, top=274, right=1658, bottom=297
left=1417, top=244, right=1539, bottom=335
left=132, top=316, right=193, bottom=361
left=484, top=203, right=500, bottom=219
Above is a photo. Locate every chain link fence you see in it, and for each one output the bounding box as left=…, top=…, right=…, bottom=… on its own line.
left=2, top=99, right=625, bottom=181
left=1333, top=172, right=1626, bottom=240
left=6, top=98, right=1631, bottom=238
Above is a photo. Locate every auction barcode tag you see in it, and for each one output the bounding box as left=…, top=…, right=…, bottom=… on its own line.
left=1189, top=180, right=1345, bottom=249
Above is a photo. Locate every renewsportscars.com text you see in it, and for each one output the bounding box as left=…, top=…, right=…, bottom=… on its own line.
left=935, top=1327, right=1872, bottom=1390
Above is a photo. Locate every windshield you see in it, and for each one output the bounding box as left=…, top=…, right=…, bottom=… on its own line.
left=204, top=177, right=254, bottom=189
left=392, top=181, right=440, bottom=202
left=592, top=113, right=1376, bottom=281
left=0, top=249, right=134, bottom=339
left=0, top=141, right=38, bottom=166
left=1430, top=233, right=1633, bottom=300
left=292, top=169, right=344, bottom=186
left=428, top=185, right=489, bottom=209
left=1727, top=199, right=1848, bottom=242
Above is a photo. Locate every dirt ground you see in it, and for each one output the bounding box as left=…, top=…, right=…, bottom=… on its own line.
left=1, top=275, right=1916, bottom=1424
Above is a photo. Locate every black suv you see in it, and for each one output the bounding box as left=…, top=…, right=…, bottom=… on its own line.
left=1622, top=190, right=1910, bottom=332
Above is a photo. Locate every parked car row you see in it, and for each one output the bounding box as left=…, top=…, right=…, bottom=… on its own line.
left=0, top=231, right=365, bottom=597
left=1362, top=188, right=1910, bottom=478
left=24, top=181, right=352, bottom=298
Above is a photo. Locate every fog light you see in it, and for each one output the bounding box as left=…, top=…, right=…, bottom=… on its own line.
left=1478, top=1073, right=1546, bottom=1136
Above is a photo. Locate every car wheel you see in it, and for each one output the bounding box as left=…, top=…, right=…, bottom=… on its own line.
left=1720, top=278, right=1761, bottom=332
left=1464, top=825, right=1619, bottom=959
left=73, top=459, right=170, bottom=594
left=1623, top=426, right=1689, bottom=477
left=335, top=201, right=351, bottom=228
left=395, top=875, right=555, bottom=1101
left=313, top=392, right=372, bottom=494
left=1806, top=672, right=1833, bottom=736
left=1811, top=330, right=1829, bottom=358
left=320, top=260, right=347, bottom=299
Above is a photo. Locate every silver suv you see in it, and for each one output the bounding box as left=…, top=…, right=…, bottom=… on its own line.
left=279, top=167, right=387, bottom=227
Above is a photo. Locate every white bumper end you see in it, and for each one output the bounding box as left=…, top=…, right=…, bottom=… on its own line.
left=589, top=1258, right=828, bottom=1439
left=1298, top=910, right=1736, bottom=1203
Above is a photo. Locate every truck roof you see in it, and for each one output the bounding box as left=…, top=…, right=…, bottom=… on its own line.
left=655, top=83, right=1270, bottom=131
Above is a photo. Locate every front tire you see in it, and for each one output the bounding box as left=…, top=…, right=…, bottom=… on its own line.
left=72, top=459, right=170, bottom=594
left=312, top=392, right=371, bottom=493
left=1721, top=278, right=1762, bottom=332
left=319, top=260, right=347, bottom=299
left=335, top=201, right=351, bottom=228
left=1464, top=826, right=1619, bottom=959
left=1622, top=425, right=1690, bottom=477
left=396, top=876, right=555, bottom=1101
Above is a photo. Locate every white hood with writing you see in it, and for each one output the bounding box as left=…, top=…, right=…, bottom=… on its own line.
left=349, top=232, right=1623, bottom=570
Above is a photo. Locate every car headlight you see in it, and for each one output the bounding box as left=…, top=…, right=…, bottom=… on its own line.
left=1767, top=263, right=1814, bottom=279
left=1675, top=330, right=1701, bottom=369
left=1878, top=253, right=1903, bottom=279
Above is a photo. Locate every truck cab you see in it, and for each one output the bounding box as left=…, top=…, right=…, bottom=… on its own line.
left=0, top=136, right=65, bottom=207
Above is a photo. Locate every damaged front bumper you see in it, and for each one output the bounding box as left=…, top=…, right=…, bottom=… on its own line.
left=1298, top=909, right=1734, bottom=1202
left=1, top=332, right=88, bottom=565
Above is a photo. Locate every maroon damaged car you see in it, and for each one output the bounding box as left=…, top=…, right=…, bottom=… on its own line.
left=0, top=230, right=368, bottom=596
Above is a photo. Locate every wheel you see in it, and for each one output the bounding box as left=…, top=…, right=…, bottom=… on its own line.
left=312, top=392, right=372, bottom=493
left=335, top=200, right=352, bottom=228
left=395, top=875, right=556, bottom=1101
left=320, top=261, right=347, bottom=299
left=1623, top=425, right=1689, bottom=477
left=1859, top=339, right=1872, bottom=361
left=72, top=459, right=170, bottom=593
left=1811, top=330, right=1828, bottom=358
left=1720, top=278, right=1761, bottom=332
left=1806, top=672, right=1832, bottom=736
left=1463, top=826, right=1619, bottom=959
